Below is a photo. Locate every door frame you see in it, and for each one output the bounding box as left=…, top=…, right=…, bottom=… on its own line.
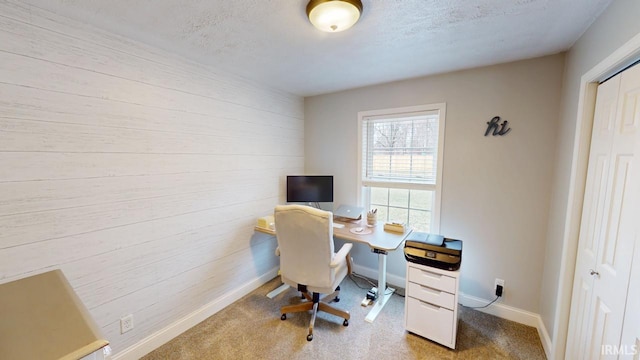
left=553, top=32, right=640, bottom=360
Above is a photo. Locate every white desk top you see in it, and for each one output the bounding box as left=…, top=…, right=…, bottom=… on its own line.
left=255, top=217, right=411, bottom=252
left=332, top=218, right=411, bottom=251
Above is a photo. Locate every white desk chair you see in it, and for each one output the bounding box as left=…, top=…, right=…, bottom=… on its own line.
left=274, top=204, right=353, bottom=341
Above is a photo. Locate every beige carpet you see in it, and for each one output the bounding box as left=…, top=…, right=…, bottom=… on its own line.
left=142, top=276, right=546, bottom=360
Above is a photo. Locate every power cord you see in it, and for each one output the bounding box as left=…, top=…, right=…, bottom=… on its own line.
left=349, top=273, right=376, bottom=289
left=349, top=273, right=396, bottom=296
left=462, top=284, right=503, bottom=309
left=461, top=295, right=500, bottom=309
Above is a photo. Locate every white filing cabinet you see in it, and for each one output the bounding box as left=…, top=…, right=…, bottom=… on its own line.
left=404, top=262, right=460, bottom=349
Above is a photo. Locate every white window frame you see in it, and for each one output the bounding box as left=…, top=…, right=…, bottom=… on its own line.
left=357, top=103, right=446, bottom=233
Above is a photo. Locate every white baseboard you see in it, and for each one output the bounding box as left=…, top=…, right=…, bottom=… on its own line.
left=458, top=292, right=539, bottom=327
left=536, top=314, right=553, bottom=360
left=111, top=267, right=280, bottom=360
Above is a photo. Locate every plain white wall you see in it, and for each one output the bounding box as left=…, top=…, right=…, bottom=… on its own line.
left=0, top=2, right=302, bottom=355
left=305, top=54, right=564, bottom=313
left=539, top=0, right=640, bottom=354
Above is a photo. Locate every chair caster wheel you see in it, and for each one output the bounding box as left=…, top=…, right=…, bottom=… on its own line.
left=307, top=334, right=313, bottom=341
left=343, top=319, right=349, bottom=326
left=281, top=314, right=286, bottom=320
left=334, top=297, right=340, bottom=302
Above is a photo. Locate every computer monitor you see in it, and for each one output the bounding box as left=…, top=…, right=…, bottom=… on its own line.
left=286, top=175, right=334, bottom=203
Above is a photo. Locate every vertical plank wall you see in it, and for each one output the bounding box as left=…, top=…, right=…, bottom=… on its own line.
left=0, top=1, right=303, bottom=354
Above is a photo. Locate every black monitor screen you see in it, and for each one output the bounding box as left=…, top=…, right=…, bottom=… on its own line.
left=286, top=176, right=334, bottom=203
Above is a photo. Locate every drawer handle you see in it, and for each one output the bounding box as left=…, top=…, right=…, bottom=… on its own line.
left=418, top=300, right=441, bottom=311
left=420, top=270, right=442, bottom=279
left=420, top=285, right=442, bottom=296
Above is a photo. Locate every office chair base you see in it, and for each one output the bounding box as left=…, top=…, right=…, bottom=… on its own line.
left=280, top=290, right=350, bottom=341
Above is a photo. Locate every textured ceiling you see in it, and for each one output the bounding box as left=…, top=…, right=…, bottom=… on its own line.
left=22, top=0, right=612, bottom=96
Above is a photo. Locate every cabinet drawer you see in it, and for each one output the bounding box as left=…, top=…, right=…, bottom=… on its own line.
left=407, top=282, right=455, bottom=310
left=408, top=266, right=456, bottom=293
left=405, top=297, right=454, bottom=346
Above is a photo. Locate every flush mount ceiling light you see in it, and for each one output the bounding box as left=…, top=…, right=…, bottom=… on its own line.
left=306, top=0, right=363, bottom=33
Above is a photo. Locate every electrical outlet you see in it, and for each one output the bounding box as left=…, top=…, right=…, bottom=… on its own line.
left=495, top=278, right=505, bottom=297
left=120, top=314, right=134, bottom=334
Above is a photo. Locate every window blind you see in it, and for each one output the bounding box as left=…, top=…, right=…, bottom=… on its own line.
left=361, top=112, right=440, bottom=186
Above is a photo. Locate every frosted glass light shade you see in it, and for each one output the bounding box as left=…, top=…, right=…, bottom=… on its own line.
left=307, top=0, right=363, bottom=32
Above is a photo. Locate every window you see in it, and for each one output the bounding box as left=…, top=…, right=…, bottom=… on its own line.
left=358, top=104, right=445, bottom=233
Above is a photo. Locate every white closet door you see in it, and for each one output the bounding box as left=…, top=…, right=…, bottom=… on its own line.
left=590, top=63, right=640, bottom=358
left=619, top=68, right=640, bottom=359
left=566, top=72, right=619, bottom=359
left=566, top=64, right=640, bottom=359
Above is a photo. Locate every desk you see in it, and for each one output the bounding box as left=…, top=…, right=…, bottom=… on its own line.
left=0, top=270, right=109, bottom=360
left=255, top=218, right=411, bottom=322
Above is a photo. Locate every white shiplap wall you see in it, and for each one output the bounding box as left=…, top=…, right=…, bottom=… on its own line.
left=0, top=1, right=303, bottom=355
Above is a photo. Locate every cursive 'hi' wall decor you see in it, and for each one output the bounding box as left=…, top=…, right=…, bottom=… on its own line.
left=485, top=116, right=511, bottom=136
